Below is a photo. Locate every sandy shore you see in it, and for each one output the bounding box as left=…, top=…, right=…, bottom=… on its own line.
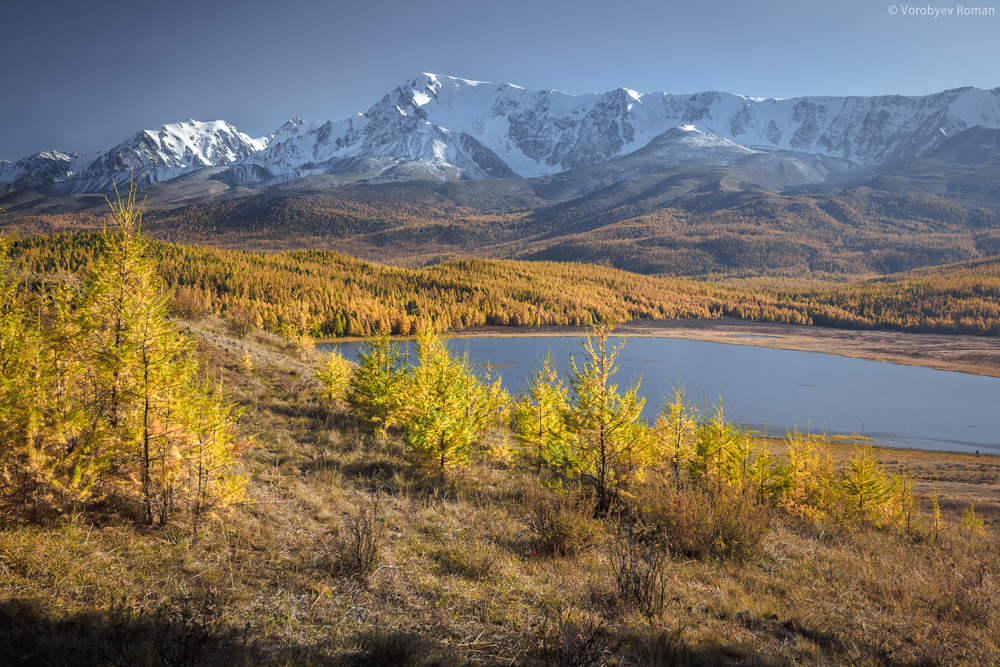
left=456, top=318, right=1000, bottom=379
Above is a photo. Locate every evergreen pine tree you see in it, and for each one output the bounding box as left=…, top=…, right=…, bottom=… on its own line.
left=81, top=181, right=244, bottom=524
left=182, top=376, right=247, bottom=532
left=317, top=348, right=353, bottom=404
left=514, top=353, right=570, bottom=474
left=401, top=329, right=507, bottom=472
left=0, top=236, right=37, bottom=508
left=778, top=429, right=840, bottom=520
left=347, top=333, right=408, bottom=433
left=654, top=383, right=696, bottom=487
left=1, top=238, right=101, bottom=514
left=843, top=444, right=891, bottom=526
left=563, top=325, right=653, bottom=514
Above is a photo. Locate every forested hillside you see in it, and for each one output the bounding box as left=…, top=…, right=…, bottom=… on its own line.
left=7, top=231, right=1000, bottom=337
left=4, top=172, right=999, bottom=278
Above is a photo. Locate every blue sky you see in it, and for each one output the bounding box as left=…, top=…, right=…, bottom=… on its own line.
left=3, top=0, right=998, bottom=160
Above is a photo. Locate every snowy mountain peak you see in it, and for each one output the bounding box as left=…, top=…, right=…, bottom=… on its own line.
left=6, top=77, right=1000, bottom=194
left=36, top=149, right=77, bottom=161
left=417, top=73, right=493, bottom=89
left=1, top=118, right=267, bottom=193
left=232, top=78, right=1000, bottom=186
left=146, top=119, right=269, bottom=160
left=271, top=117, right=318, bottom=142
left=622, top=88, right=643, bottom=102
left=639, top=124, right=760, bottom=164
left=417, top=72, right=442, bottom=92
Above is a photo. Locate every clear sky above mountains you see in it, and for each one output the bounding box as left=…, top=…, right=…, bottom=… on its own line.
left=3, top=0, right=998, bottom=160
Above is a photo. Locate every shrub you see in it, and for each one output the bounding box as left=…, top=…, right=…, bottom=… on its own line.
left=630, top=478, right=771, bottom=561
left=106, top=593, right=249, bottom=666
left=535, top=606, right=619, bottom=667
left=522, top=483, right=601, bottom=557
left=0, top=593, right=250, bottom=666
left=284, top=327, right=315, bottom=356
left=961, top=504, right=986, bottom=542
left=224, top=306, right=258, bottom=339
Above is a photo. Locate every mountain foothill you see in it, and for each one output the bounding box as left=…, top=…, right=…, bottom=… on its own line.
left=2, top=74, right=1000, bottom=279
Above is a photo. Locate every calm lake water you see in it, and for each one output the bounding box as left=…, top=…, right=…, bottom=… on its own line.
left=317, top=336, right=1000, bottom=454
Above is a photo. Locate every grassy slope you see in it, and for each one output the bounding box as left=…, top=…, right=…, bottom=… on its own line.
left=2, top=319, right=998, bottom=666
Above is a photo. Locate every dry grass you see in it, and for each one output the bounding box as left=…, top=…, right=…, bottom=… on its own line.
left=2, top=320, right=998, bottom=665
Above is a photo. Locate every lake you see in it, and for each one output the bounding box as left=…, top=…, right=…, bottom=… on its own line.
left=317, top=335, right=1000, bottom=454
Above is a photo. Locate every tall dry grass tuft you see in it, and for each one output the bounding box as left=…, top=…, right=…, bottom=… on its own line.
left=627, top=477, right=771, bottom=561
left=534, top=605, right=620, bottom=667
left=0, top=592, right=251, bottom=666
left=322, top=493, right=384, bottom=580
left=607, top=527, right=671, bottom=618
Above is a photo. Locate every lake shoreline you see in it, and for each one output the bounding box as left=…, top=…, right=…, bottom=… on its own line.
left=321, top=320, right=1000, bottom=456
left=319, top=319, right=1000, bottom=378
left=445, top=318, right=1000, bottom=379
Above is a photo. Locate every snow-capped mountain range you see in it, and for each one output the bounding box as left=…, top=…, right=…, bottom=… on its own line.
left=3, top=73, right=1000, bottom=194
left=1, top=120, right=268, bottom=194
